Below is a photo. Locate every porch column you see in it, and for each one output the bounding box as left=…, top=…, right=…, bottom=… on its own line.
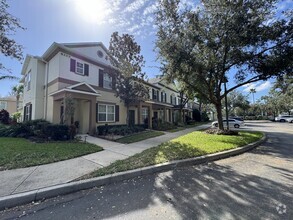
left=89, top=98, right=96, bottom=135
left=138, top=102, right=142, bottom=124
left=163, top=107, right=167, bottom=122
left=149, top=106, right=152, bottom=129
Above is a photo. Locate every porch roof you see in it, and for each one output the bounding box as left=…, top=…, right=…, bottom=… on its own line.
left=49, top=82, right=101, bottom=97
left=145, top=100, right=174, bottom=108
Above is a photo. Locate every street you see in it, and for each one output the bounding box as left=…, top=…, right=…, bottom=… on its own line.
left=1, top=121, right=292, bottom=220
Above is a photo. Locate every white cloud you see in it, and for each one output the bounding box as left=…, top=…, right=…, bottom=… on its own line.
left=255, top=81, right=272, bottom=92
left=242, top=81, right=272, bottom=93
left=124, top=0, right=147, bottom=13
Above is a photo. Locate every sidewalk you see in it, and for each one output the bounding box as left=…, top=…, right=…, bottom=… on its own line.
left=0, top=124, right=210, bottom=197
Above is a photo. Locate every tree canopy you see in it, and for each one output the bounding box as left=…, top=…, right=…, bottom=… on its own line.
left=156, top=0, right=292, bottom=129
left=109, top=32, right=149, bottom=124
left=0, top=0, right=24, bottom=79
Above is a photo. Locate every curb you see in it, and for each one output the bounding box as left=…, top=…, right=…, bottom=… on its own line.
left=0, top=133, right=266, bottom=211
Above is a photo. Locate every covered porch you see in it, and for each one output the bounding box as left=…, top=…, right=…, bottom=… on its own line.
left=49, top=82, right=101, bottom=134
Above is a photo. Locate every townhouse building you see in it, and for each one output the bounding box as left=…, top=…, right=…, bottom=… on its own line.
left=0, top=96, right=22, bottom=115
left=21, top=42, right=194, bottom=134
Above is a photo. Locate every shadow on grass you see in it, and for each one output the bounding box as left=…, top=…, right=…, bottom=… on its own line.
left=1, top=126, right=292, bottom=219
left=90, top=142, right=208, bottom=177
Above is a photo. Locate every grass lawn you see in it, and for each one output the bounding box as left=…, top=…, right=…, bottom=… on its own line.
left=166, top=122, right=209, bottom=132
left=0, top=138, right=103, bottom=170
left=115, top=131, right=165, bottom=144
left=85, top=131, right=263, bottom=178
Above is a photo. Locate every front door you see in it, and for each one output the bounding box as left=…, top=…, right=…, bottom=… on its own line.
left=129, top=110, right=135, bottom=126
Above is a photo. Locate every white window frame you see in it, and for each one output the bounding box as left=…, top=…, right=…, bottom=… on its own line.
left=0, top=101, right=7, bottom=110
left=161, top=91, right=166, bottom=103
left=76, top=62, right=84, bottom=75
left=98, top=104, right=115, bottom=122
left=142, top=107, right=148, bottom=121
left=25, top=104, right=31, bottom=121
left=103, top=73, right=112, bottom=89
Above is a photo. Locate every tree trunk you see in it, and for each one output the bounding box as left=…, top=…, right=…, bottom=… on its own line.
left=126, top=105, right=130, bottom=126
left=215, top=103, right=224, bottom=130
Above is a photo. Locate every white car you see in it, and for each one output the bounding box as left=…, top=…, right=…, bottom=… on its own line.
left=285, top=117, right=293, bottom=123
left=275, top=115, right=292, bottom=122
left=212, top=119, right=244, bottom=128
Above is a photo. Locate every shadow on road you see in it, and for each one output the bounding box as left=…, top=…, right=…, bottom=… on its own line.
left=1, top=122, right=292, bottom=220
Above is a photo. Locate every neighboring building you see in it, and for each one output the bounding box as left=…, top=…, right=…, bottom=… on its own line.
left=0, top=96, right=22, bottom=115
left=20, top=42, right=196, bottom=134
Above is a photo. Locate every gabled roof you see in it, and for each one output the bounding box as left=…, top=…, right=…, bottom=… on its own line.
left=42, top=42, right=117, bottom=71
left=21, top=55, right=43, bottom=75
left=60, top=42, right=109, bottom=53
left=67, top=82, right=98, bottom=94
left=148, top=77, right=178, bottom=92
left=49, top=82, right=101, bottom=97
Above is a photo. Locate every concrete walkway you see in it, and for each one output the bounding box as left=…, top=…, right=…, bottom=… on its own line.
left=0, top=124, right=210, bottom=197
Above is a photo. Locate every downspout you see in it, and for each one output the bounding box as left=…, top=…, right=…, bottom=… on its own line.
left=42, top=59, right=49, bottom=120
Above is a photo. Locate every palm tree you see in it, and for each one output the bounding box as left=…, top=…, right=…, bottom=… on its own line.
left=12, top=84, right=24, bottom=110
left=0, top=75, right=18, bottom=80
left=250, top=88, right=256, bottom=104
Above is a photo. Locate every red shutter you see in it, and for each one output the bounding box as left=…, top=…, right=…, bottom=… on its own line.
left=84, top=64, right=89, bottom=76
left=99, top=70, right=104, bottom=87
left=70, top=59, right=76, bottom=72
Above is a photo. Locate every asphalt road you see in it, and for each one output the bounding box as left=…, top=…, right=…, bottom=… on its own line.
left=1, top=121, right=292, bottom=220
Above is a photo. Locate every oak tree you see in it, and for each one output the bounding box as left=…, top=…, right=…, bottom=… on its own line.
left=156, top=0, right=292, bottom=130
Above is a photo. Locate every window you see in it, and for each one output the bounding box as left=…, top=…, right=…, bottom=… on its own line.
left=98, top=104, right=115, bottom=122
left=142, top=107, right=148, bottom=121
left=171, top=95, right=177, bottom=105
left=0, top=101, right=7, bottom=110
left=161, top=91, right=167, bottom=103
left=103, top=73, right=112, bottom=89
left=70, top=59, right=89, bottom=76
left=24, top=104, right=32, bottom=121
left=76, top=62, right=84, bottom=74
left=152, top=89, right=159, bottom=101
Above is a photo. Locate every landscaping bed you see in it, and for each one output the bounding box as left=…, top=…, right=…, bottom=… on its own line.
left=83, top=131, right=263, bottom=178
left=0, top=137, right=103, bottom=170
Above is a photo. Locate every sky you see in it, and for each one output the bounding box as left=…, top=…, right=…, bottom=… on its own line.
left=0, top=0, right=292, bottom=104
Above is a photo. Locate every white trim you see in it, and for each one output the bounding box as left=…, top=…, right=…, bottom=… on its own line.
left=67, top=82, right=98, bottom=94
left=97, top=104, right=115, bottom=122
left=145, top=100, right=173, bottom=108
left=49, top=88, right=101, bottom=97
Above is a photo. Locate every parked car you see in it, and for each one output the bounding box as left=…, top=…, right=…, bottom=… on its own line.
left=275, top=115, right=292, bottom=122
left=212, top=119, right=244, bottom=128
left=230, top=117, right=244, bottom=121
left=285, top=117, right=293, bottom=123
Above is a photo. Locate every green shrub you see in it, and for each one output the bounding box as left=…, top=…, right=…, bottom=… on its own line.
left=201, top=112, right=209, bottom=122
left=153, top=119, right=176, bottom=131
left=193, top=109, right=201, bottom=121
left=45, top=124, right=69, bottom=140
left=0, top=109, right=10, bottom=124
left=97, top=124, right=145, bottom=136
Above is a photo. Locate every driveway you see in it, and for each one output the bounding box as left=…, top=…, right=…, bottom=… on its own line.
left=1, top=122, right=292, bottom=219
